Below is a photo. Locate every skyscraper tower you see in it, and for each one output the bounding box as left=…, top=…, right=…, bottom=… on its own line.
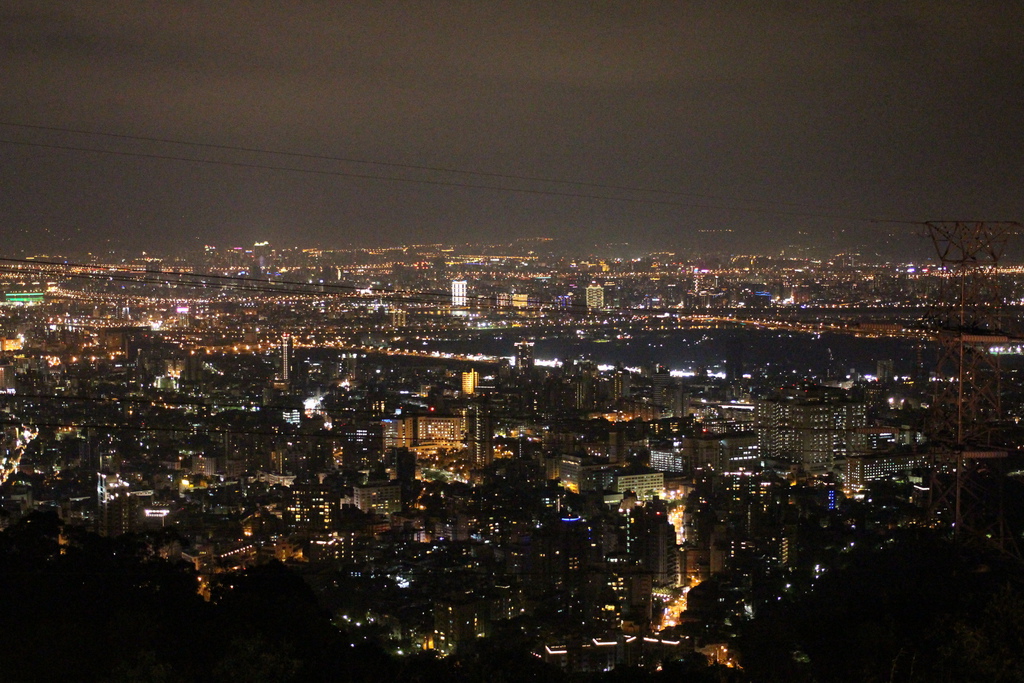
left=462, top=369, right=479, bottom=395
left=612, top=366, right=631, bottom=400
left=515, top=340, right=535, bottom=371
left=726, top=338, right=744, bottom=383
left=280, top=332, right=293, bottom=385
left=585, top=284, right=604, bottom=310
left=97, top=472, right=141, bottom=537
left=451, top=279, right=468, bottom=309
left=466, top=402, right=493, bottom=467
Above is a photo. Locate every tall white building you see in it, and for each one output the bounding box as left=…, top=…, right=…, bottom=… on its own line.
left=585, top=284, right=604, bottom=310
left=280, top=332, right=293, bottom=383
left=616, top=470, right=665, bottom=501
left=353, top=481, right=402, bottom=516
left=451, top=279, right=468, bottom=308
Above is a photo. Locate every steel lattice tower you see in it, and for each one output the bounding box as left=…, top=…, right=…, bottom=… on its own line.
left=924, top=221, right=1021, bottom=557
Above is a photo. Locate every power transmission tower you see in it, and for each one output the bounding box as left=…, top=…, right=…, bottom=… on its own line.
left=923, top=221, right=1021, bottom=557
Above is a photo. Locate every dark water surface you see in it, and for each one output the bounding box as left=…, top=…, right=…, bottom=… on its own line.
left=404, top=326, right=923, bottom=379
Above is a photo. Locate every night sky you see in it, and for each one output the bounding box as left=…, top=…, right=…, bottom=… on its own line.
left=1, top=2, right=1021, bottom=257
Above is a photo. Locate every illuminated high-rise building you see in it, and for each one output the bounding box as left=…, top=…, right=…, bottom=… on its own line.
left=756, top=385, right=867, bottom=477
left=388, top=308, right=408, bottom=327
left=651, top=366, right=681, bottom=416
left=612, top=366, right=632, bottom=399
left=585, top=284, right=604, bottom=310
left=876, top=358, right=894, bottom=383
left=625, top=502, right=676, bottom=586
left=280, top=332, right=293, bottom=384
left=353, top=481, right=402, bottom=516
left=286, top=483, right=336, bottom=531
left=97, top=472, right=143, bottom=537
left=0, top=363, right=15, bottom=394
left=383, top=415, right=465, bottom=451
left=515, top=340, right=535, bottom=370
left=461, top=369, right=479, bottom=395
left=451, top=279, right=468, bottom=308
left=466, top=403, right=493, bottom=467
left=433, top=594, right=490, bottom=655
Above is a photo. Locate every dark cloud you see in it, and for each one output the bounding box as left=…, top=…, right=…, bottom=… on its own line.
left=0, top=1, right=1021, bottom=256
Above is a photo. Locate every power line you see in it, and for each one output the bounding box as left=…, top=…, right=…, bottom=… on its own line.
left=0, top=137, right=907, bottom=225
left=0, top=120, right=885, bottom=215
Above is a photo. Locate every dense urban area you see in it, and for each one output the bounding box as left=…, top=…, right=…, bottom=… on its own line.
left=2, top=239, right=1024, bottom=682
